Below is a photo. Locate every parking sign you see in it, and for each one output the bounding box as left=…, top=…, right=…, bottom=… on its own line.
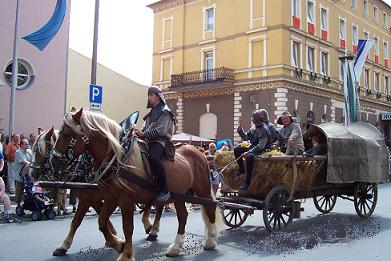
left=89, top=84, right=103, bottom=104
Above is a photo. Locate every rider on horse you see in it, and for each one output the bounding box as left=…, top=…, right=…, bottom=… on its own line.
left=134, top=86, right=175, bottom=202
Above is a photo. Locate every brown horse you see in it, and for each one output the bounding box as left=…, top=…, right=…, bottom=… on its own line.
left=50, top=109, right=223, bottom=261
left=29, top=127, right=163, bottom=257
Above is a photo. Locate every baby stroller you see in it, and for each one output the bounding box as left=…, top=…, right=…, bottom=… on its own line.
left=15, top=174, right=56, bottom=221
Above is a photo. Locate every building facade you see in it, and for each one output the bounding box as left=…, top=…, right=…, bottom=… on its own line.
left=67, top=49, right=149, bottom=123
left=0, top=0, right=70, bottom=136
left=148, top=0, right=391, bottom=143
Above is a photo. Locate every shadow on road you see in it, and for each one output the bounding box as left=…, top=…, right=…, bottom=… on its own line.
left=218, top=212, right=391, bottom=257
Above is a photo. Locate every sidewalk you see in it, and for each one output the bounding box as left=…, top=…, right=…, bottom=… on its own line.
left=0, top=192, right=104, bottom=224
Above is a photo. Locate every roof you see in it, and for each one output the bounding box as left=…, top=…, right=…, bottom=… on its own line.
left=172, top=133, right=213, bottom=143
left=304, top=122, right=388, bottom=184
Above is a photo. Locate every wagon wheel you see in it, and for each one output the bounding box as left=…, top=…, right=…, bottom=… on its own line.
left=223, top=207, right=248, bottom=228
left=313, top=195, right=337, bottom=214
left=354, top=183, right=378, bottom=218
left=263, top=186, right=294, bottom=233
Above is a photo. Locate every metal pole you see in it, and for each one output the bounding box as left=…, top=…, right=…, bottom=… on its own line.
left=8, top=0, right=21, bottom=138
left=91, top=0, right=100, bottom=85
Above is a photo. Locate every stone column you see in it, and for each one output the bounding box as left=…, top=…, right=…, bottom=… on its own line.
left=176, top=94, right=184, bottom=133
left=274, top=88, right=288, bottom=124
left=233, top=92, right=242, bottom=144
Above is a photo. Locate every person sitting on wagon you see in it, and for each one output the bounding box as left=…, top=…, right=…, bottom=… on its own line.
left=276, top=111, right=305, bottom=155
left=304, top=135, right=327, bottom=156
left=234, top=109, right=272, bottom=191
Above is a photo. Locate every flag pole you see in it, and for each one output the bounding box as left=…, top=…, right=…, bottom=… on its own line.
left=8, top=0, right=21, bottom=138
left=91, top=0, right=100, bottom=85
left=339, top=54, right=354, bottom=126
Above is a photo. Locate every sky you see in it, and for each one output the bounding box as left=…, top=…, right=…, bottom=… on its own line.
left=69, top=0, right=391, bottom=86
left=69, top=0, right=156, bottom=86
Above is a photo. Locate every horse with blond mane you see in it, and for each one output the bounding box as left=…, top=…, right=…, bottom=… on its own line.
left=50, top=108, right=223, bottom=261
left=29, top=126, right=167, bottom=257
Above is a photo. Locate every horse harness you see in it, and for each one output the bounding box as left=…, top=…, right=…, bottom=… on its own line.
left=50, top=123, right=91, bottom=167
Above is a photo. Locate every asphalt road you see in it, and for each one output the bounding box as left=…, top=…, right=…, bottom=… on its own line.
left=1, top=184, right=391, bottom=261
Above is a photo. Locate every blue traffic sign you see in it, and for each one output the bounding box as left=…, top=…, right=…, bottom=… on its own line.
left=89, top=84, right=103, bottom=104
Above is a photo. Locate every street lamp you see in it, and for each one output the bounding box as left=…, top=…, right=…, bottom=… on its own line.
left=8, top=0, right=21, bottom=138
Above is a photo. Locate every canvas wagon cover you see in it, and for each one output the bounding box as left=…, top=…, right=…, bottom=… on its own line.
left=305, top=122, right=388, bottom=184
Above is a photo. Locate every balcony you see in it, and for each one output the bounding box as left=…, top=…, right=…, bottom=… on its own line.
left=170, top=67, right=234, bottom=89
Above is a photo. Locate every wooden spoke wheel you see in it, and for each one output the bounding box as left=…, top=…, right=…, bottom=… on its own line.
left=354, top=183, right=378, bottom=218
left=313, top=195, right=337, bottom=214
left=263, top=186, right=294, bottom=233
left=223, top=207, right=249, bottom=228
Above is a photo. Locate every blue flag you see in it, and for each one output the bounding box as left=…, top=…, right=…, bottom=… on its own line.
left=22, top=0, right=67, bottom=51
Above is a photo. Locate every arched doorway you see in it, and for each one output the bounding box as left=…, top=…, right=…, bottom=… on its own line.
left=199, top=113, right=217, bottom=139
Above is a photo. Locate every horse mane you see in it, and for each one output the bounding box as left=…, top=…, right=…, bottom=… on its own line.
left=80, top=111, right=123, bottom=160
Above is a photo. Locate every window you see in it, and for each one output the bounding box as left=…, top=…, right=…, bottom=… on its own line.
left=374, top=37, right=379, bottom=63
left=352, top=25, right=358, bottom=52
left=4, top=59, right=35, bottom=90
left=307, top=1, right=314, bottom=24
left=364, top=68, right=370, bottom=89
left=321, top=8, right=328, bottom=30
left=204, top=51, right=214, bottom=80
left=384, top=13, right=389, bottom=28
left=363, top=30, right=369, bottom=40
left=307, top=46, right=315, bottom=72
left=340, top=19, right=346, bottom=40
left=321, top=51, right=328, bottom=75
left=374, top=6, right=378, bottom=23
left=352, top=0, right=357, bottom=10
left=162, top=17, right=173, bottom=49
left=292, top=41, right=300, bottom=67
left=375, top=72, right=380, bottom=92
left=340, top=59, right=346, bottom=81
left=385, top=76, right=389, bottom=95
left=384, top=42, right=389, bottom=59
left=251, top=40, right=263, bottom=67
left=340, top=18, right=346, bottom=49
left=364, top=0, right=368, bottom=16
left=292, top=0, right=300, bottom=17
left=292, top=0, right=301, bottom=28
left=205, top=7, right=215, bottom=31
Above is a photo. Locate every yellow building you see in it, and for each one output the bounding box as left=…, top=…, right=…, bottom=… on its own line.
left=67, top=49, right=149, bottom=124
left=148, top=0, right=391, bottom=143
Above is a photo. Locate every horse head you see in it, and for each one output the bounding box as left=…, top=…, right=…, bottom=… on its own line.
left=29, top=127, right=55, bottom=180
left=50, top=108, right=91, bottom=172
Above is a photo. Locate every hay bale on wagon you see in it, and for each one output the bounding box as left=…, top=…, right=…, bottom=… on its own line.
left=215, top=150, right=319, bottom=195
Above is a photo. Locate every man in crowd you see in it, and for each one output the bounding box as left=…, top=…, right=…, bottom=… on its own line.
left=0, top=150, right=14, bottom=223
left=28, top=133, right=36, bottom=148
left=234, top=109, right=272, bottom=190
left=276, top=111, right=304, bottom=155
left=14, top=139, right=32, bottom=206
left=5, top=134, right=20, bottom=193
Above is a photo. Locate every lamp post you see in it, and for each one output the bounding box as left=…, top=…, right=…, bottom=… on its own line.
left=91, top=0, right=100, bottom=85
left=8, top=0, right=21, bottom=138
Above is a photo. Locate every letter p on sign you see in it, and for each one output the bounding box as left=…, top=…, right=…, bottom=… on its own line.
left=89, top=84, right=103, bottom=104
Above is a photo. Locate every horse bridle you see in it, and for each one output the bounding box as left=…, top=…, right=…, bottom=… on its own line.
left=51, top=123, right=90, bottom=166
left=29, top=134, right=53, bottom=175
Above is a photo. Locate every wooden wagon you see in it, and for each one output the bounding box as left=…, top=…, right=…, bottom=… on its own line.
left=217, top=122, right=389, bottom=232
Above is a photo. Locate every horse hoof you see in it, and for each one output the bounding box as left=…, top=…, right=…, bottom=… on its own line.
left=203, top=239, right=217, bottom=250
left=145, top=227, right=152, bottom=234
left=166, top=244, right=181, bottom=257
left=146, top=234, right=158, bottom=241
left=53, top=248, right=67, bottom=256
left=166, top=252, right=180, bottom=258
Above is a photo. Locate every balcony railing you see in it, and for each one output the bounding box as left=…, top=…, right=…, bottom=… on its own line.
left=170, top=67, right=234, bottom=88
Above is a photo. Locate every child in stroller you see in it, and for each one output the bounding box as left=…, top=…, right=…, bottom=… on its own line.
left=15, top=174, right=56, bottom=221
